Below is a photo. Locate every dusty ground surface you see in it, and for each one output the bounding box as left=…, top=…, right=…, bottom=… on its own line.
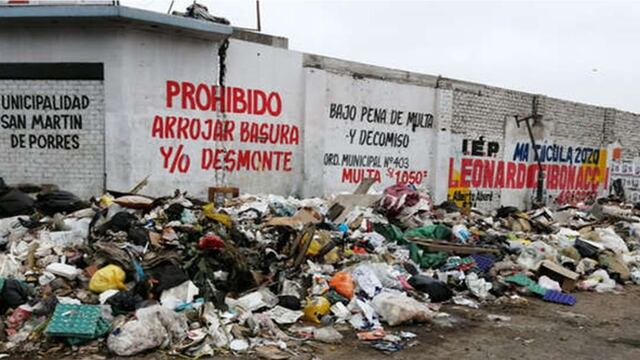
left=7, top=287, right=640, bottom=360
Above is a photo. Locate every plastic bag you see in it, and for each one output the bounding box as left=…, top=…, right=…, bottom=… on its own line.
left=630, top=267, right=640, bottom=285
left=371, top=291, right=433, bottom=326
left=578, top=269, right=616, bottom=292
left=538, top=275, right=562, bottom=292
left=592, top=227, right=629, bottom=254
left=366, top=262, right=403, bottom=289
left=0, top=216, right=28, bottom=247
left=0, top=189, right=34, bottom=218
left=404, top=224, right=452, bottom=241
left=107, top=305, right=188, bottom=356
left=0, top=279, right=32, bottom=312
left=329, top=272, right=354, bottom=299
left=203, top=204, right=233, bottom=228
left=0, top=254, right=25, bottom=280
left=160, top=280, right=199, bottom=310
left=352, top=264, right=382, bottom=298
left=303, top=296, right=330, bottom=323
left=452, top=224, right=471, bottom=243
left=465, top=273, right=492, bottom=300
left=89, top=265, right=127, bottom=293
left=313, top=326, right=343, bottom=343
left=228, top=287, right=278, bottom=313
left=408, top=274, right=452, bottom=302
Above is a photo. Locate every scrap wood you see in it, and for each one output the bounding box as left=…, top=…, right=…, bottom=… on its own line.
left=408, top=238, right=501, bottom=255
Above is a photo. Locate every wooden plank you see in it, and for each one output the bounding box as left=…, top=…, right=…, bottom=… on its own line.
left=408, top=238, right=501, bottom=255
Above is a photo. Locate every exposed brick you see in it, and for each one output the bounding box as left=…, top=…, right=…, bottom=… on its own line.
left=0, top=80, right=105, bottom=198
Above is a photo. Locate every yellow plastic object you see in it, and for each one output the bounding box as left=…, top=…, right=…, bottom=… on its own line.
left=306, top=231, right=332, bottom=256
left=203, top=204, right=232, bottom=228
left=99, top=194, right=114, bottom=207
left=306, top=239, right=322, bottom=256
left=323, top=248, right=340, bottom=264
left=89, top=265, right=127, bottom=293
left=303, top=297, right=331, bottom=324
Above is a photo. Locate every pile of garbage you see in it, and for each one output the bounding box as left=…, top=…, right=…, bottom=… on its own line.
left=0, top=178, right=639, bottom=357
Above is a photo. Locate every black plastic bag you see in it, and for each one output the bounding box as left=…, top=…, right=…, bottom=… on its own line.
left=109, top=212, right=138, bottom=232
left=0, top=279, right=31, bottom=312
left=574, top=238, right=600, bottom=259
left=408, top=274, right=453, bottom=302
left=278, top=295, right=301, bottom=310
left=0, top=189, right=34, bottom=218
left=146, top=262, right=190, bottom=297
left=106, top=291, right=144, bottom=315
left=34, top=190, right=88, bottom=215
left=128, top=226, right=149, bottom=246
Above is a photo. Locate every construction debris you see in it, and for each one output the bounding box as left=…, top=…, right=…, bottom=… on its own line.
left=0, top=179, right=639, bottom=356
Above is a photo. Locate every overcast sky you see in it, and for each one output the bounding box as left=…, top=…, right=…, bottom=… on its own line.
left=122, top=0, right=640, bottom=113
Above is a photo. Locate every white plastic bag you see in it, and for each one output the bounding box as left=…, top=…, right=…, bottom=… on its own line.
left=371, top=291, right=433, bottom=326
left=593, top=227, right=629, bottom=254
left=160, top=280, right=199, bottom=310
left=0, top=254, right=24, bottom=280
left=538, top=275, right=562, bottom=292
left=0, top=216, right=28, bottom=246
left=107, top=305, right=188, bottom=356
left=201, top=302, right=230, bottom=348
left=577, top=269, right=616, bottom=293
left=352, top=264, right=383, bottom=298
left=313, top=326, right=343, bottom=343
left=465, top=272, right=493, bottom=300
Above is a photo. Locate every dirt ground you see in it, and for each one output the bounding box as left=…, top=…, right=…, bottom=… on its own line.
left=320, top=287, right=640, bottom=360
left=9, top=287, right=640, bottom=360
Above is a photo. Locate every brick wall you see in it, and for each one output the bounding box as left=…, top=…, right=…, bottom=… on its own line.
left=539, top=96, right=606, bottom=148
left=450, top=81, right=534, bottom=159
left=446, top=80, right=534, bottom=209
left=0, top=80, right=105, bottom=198
left=608, top=110, right=640, bottom=160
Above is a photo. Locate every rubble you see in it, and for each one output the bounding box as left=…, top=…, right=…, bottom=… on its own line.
left=0, top=179, right=638, bottom=356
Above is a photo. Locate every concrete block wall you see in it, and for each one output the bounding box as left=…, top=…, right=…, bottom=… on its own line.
left=450, top=81, right=534, bottom=159
left=607, top=109, right=640, bottom=160
left=539, top=96, right=607, bottom=148
left=446, top=79, right=534, bottom=209
left=0, top=80, right=105, bottom=198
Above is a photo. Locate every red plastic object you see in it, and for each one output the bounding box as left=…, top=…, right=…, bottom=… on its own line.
left=352, top=246, right=368, bottom=254
left=6, top=306, right=31, bottom=336
left=198, top=233, right=225, bottom=250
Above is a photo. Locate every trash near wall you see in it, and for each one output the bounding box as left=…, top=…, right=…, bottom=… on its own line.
left=610, top=157, right=640, bottom=203
left=304, top=69, right=437, bottom=196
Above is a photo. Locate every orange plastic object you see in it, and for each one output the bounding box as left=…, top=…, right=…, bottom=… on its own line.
left=329, top=271, right=354, bottom=299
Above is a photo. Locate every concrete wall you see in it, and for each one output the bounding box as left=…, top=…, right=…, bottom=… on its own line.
left=0, top=25, right=220, bottom=198
left=445, top=79, right=622, bottom=210
left=446, top=81, right=534, bottom=209
left=3, top=23, right=640, bottom=208
left=303, top=68, right=437, bottom=196
left=143, top=38, right=305, bottom=198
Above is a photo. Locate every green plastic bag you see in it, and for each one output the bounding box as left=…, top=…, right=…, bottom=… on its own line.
left=374, top=223, right=448, bottom=268
left=404, top=224, right=452, bottom=241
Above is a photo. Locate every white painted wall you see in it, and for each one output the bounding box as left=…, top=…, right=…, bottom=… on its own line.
left=303, top=69, right=437, bottom=196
